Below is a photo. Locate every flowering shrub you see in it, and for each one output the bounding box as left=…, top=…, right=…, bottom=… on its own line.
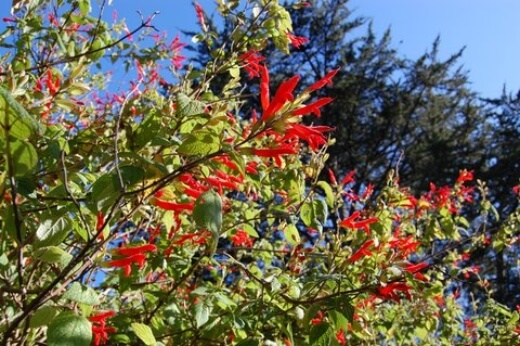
left=0, top=1, right=518, bottom=345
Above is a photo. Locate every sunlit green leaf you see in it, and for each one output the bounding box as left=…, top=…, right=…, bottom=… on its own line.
left=34, top=246, right=73, bottom=268
left=35, top=217, right=71, bottom=248
left=47, top=312, right=91, bottom=346
left=62, top=282, right=100, bottom=306
left=193, top=302, right=210, bottom=328
left=284, top=223, right=300, bottom=246
left=178, top=130, right=220, bottom=156
left=131, top=322, right=156, bottom=346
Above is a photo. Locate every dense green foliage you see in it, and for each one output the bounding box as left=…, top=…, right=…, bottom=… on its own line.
left=0, top=0, right=518, bottom=345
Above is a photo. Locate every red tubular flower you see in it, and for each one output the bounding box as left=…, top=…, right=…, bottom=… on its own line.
left=306, top=68, right=340, bottom=93
left=194, top=2, right=207, bottom=31
left=404, top=262, right=428, bottom=274
left=456, top=169, right=474, bottom=184
left=339, top=211, right=378, bottom=234
left=336, top=329, right=347, bottom=345
left=206, top=176, right=238, bottom=191
left=260, top=65, right=270, bottom=112
left=287, top=32, right=309, bottom=49
left=96, top=212, right=105, bottom=232
left=34, top=78, right=43, bottom=92
left=181, top=187, right=202, bottom=198
left=283, top=124, right=333, bottom=151
left=291, top=97, right=333, bottom=117
left=116, top=244, right=157, bottom=256
left=46, top=69, right=60, bottom=95
left=239, top=50, right=265, bottom=78
left=252, top=144, right=297, bottom=157
left=349, top=239, right=374, bottom=263
left=377, top=282, right=412, bottom=302
left=361, top=183, right=374, bottom=200
left=389, top=235, right=420, bottom=258
left=174, top=230, right=210, bottom=246
left=340, top=170, right=356, bottom=186
left=311, top=311, right=324, bottom=325
left=327, top=168, right=338, bottom=186
left=230, top=229, right=254, bottom=247
left=153, top=199, right=194, bottom=212
left=106, top=253, right=146, bottom=277
left=262, top=75, right=301, bottom=121
left=404, top=262, right=429, bottom=281
left=169, top=35, right=186, bottom=69
left=89, top=311, right=116, bottom=346
left=212, top=155, right=239, bottom=171
left=246, top=161, right=259, bottom=175
left=89, top=311, right=116, bottom=322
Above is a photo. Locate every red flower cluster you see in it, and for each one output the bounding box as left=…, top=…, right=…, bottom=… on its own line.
left=339, top=211, right=378, bottom=234
left=230, top=229, right=254, bottom=247
left=174, top=230, right=211, bottom=246
left=194, top=2, right=207, bottom=31
left=377, top=282, right=412, bottom=302
left=349, top=239, right=375, bottom=263
left=239, top=50, right=265, bottom=78
left=106, top=244, right=157, bottom=277
left=35, top=69, right=61, bottom=95
left=89, top=311, right=116, bottom=346
left=287, top=32, right=309, bottom=49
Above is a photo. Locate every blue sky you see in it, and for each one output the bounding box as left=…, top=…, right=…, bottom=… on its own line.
left=348, top=0, right=520, bottom=97
left=111, top=0, right=520, bottom=98
left=2, top=1, right=518, bottom=97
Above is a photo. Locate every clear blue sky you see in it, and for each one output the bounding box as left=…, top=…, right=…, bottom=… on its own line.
left=113, top=0, right=520, bottom=98
left=348, top=0, right=520, bottom=97
left=3, top=1, right=518, bottom=97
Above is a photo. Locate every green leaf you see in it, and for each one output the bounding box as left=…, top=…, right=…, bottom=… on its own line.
left=284, top=223, right=300, bottom=246
left=176, top=93, right=205, bottom=118
left=54, top=98, right=77, bottom=112
left=317, top=181, right=335, bottom=208
left=242, top=224, right=259, bottom=238
left=193, top=190, right=222, bottom=235
left=131, top=322, right=156, bottom=346
left=2, top=204, right=18, bottom=243
left=0, top=86, right=40, bottom=140
left=177, top=130, right=220, bottom=156
left=62, top=282, right=100, bottom=306
left=229, top=66, right=240, bottom=78
left=325, top=296, right=354, bottom=318
left=30, top=306, right=59, bottom=328
left=300, top=199, right=328, bottom=228
left=34, top=246, right=73, bottom=268
left=91, top=173, right=118, bottom=212
left=134, top=111, right=160, bottom=148
left=119, top=165, right=145, bottom=188
left=415, top=326, right=428, bottom=340
left=508, top=312, right=519, bottom=326
left=47, top=311, right=92, bottom=346
left=35, top=217, right=71, bottom=248
left=284, top=169, right=303, bottom=203
left=78, top=0, right=91, bottom=16
left=328, top=310, right=349, bottom=329
left=309, top=322, right=334, bottom=346
left=89, top=38, right=105, bottom=60
left=10, top=139, right=38, bottom=176
left=193, top=302, right=210, bottom=328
